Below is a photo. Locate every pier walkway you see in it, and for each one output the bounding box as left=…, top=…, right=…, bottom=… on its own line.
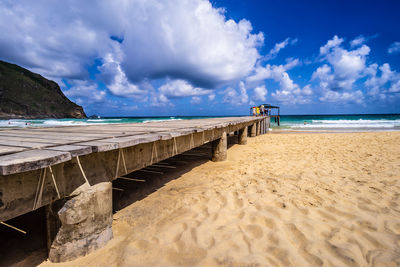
left=0, top=116, right=269, bottom=262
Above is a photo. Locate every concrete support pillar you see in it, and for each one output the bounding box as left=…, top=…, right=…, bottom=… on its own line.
left=256, top=122, right=261, bottom=136
left=46, top=182, right=113, bottom=263
left=250, top=123, right=257, bottom=137
left=211, top=132, right=227, bottom=162
left=263, top=119, right=266, bottom=134
left=238, top=126, right=248, bottom=145
left=260, top=120, right=264, bottom=135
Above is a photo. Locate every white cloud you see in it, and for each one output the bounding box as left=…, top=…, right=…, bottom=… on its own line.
left=388, top=80, right=400, bottom=93
left=350, top=35, right=366, bottom=47
left=222, top=81, right=249, bottom=105
left=253, top=85, right=268, bottom=101
left=246, top=58, right=300, bottom=84
left=150, top=93, right=173, bottom=107
left=265, top=37, right=297, bottom=60
left=0, top=0, right=264, bottom=98
left=121, top=0, right=263, bottom=87
left=320, top=35, right=344, bottom=55
left=388, top=41, right=400, bottom=54
left=158, top=79, right=212, bottom=98
left=319, top=90, right=364, bottom=104
left=246, top=56, right=310, bottom=104
left=190, top=96, right=202, bottom=104
left=98, top=51, right=146, bottom=97
left=271, top=84, right=313, bottom=105
left=364, top=63, right=400, bottom=96
left=313, top=35, right=370, bottom=91
left=350, top=34, right=378, bottom=48
left=63, top=81, right=106, bottom=104
left=208, top=94, right=216, bottom=101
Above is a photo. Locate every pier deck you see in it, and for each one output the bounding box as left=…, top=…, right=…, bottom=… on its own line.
left=0, top=116, right=269, bottom=262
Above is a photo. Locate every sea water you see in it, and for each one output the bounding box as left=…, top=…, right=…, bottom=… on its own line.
left=276, top=114, right=400, bottom=132
left=0, top=116, right=217, bottom=128
left=1, top=114, right=399, bottom=132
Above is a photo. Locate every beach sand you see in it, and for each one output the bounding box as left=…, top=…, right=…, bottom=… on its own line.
left=40, top=131, right=400, bottom=266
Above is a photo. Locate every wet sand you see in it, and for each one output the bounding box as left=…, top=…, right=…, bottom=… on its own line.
left=40, top=131, right=400, bottom=266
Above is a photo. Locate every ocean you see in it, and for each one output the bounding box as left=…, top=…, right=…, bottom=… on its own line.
left=1, top=114, right=399, bottom=132
left=276, top=114, right=400, bottom=132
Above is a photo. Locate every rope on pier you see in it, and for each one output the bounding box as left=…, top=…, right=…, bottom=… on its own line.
left=190, top=133, right=194, bottom=149
left=0, top=221, right=26, bottom=234
left=120, top=148, right=128, bottom=174
left=150, top=142, right=158, bottom=165
left=76, top=156, right=90, bottom=186
left=32, top=167, right=46, bottom=210
left=48, top=166, right=61, bottom=199
left=173, top=137, right=178, bottom=156
left=114, top=148, right=121, bottom=179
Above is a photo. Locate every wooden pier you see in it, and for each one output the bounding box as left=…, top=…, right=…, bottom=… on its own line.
left=0, top=116, right=269, bottom=262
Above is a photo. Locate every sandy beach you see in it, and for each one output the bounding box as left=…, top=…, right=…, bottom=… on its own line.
left=39, top=131, right=400, bottom=266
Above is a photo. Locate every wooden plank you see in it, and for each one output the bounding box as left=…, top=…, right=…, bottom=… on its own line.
left=46, top=145, right=92, bottom=157
left=0, top=131, right=112, bottom=141
left=0, top=117, right=262, bottom=175
left=0, top=145, right=26, bottom=156
left=76, top=140, right=119, bottom=152
left=0, top=150, right=71, bottom=175
left=0, top=135, right=75, bottom=145
left=0, top=139, right=57, bottom=149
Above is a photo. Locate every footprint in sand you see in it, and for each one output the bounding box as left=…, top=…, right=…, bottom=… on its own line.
left=285, top=223, right=323, bottom=266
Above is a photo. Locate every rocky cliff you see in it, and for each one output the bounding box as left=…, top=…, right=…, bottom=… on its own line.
left=0, top=60, right=86, bottom=119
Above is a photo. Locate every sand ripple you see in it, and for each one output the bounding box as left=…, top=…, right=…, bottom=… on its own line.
left=41, top=132, right=400, bottom=266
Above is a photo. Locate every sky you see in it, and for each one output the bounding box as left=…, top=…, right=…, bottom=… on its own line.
left=0, top=0, right=399, bottom=116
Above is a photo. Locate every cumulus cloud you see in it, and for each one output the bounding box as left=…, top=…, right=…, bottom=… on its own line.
left=364, top=63, right=400, bottom=96
left=246, top=58, right=310, bottom=104
left=222, top=81, right=249, bottom=105
left=311, top=36, right=372, bottom=104
left=388, top=41, right=400, bottom=54
left=0, top=1, right=115, bottom=80
left=208, top=94, right=216, bottom=101
left=63, top=81, right=106, bottom=104
left=246, top=58, right=300, bottom=84
left=316, top=35, right=370, bottom=91
left=253, top=85, right=268, bottom=101
left=310, top=35, right=400, bottom=104
left=0, top=0, right=264, bottom=101
left=122, top=0, right=263, bottom=88
left=98, top=51, right=146, bottom=97
left=319, top=90, right=364, bottom=104
left=158, top=79, right=212, bottom=98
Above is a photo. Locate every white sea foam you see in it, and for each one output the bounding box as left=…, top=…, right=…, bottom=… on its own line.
left=142, top=118, right=183, bottom=123
left=289, top=119, right=400, bottom=129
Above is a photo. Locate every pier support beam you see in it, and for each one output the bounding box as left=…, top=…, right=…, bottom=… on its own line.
left=46, top=182, right=113, bottom=263
left=211, top=132, right=227, bottom=162
left=238, top=127, right=248, bottom=145
left=250, top=123, right=257, bottom=137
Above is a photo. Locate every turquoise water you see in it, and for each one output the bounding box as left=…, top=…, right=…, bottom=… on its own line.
left=0, top=116, right=219, bottom=128
left=1, top=114, right=399, bottom=132
left=274, top=114, right=400, bottom=132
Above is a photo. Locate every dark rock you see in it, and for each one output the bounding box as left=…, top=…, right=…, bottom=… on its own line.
left=0, top=60, right=86, bottom=119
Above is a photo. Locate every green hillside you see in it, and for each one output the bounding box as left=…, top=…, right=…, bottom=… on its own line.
left=0, top=60, right=86, bottom=119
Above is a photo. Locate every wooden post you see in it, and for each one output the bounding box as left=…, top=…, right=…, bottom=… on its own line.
left=238, top=126, right=248, bottom=145
left=211, top=132, right=227, bottom=162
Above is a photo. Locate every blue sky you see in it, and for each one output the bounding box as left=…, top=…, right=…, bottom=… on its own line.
left=0, top=0, right=399, bottom=116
